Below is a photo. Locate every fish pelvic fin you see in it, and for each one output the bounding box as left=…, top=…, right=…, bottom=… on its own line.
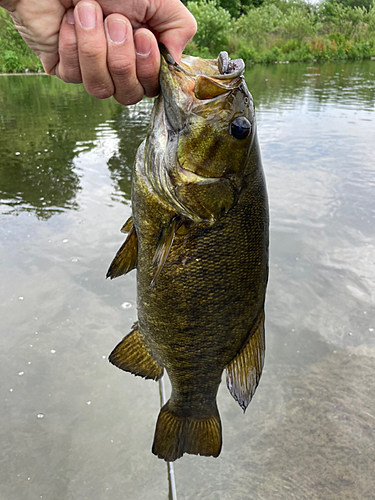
left=109, top=322, right=164, bottom=381
left=106, top=217, right=138, bottom=279
left=152, top=401, right=222, bottom=462
left=226, top=309, right=265, bottom=412
left=150, top=215, right=181, bottom=292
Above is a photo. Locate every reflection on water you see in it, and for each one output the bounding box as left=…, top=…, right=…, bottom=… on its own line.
left=245, top=59, right=375, bottom=111
left=0, top=61, right=374, bottom=499
left=0, top=75, right=121, bottom=218
left=107, top=100, right=152, bottom=203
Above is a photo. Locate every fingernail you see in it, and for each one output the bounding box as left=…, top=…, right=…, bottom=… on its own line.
left=107, top=19, right=127, bottom=44
left=77, top=2, right=96, bottom=29
left=66, top=8, right=75, bottom=25
left=134, top=32, right=152, bottom=57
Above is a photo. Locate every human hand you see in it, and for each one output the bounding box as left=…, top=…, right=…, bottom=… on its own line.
left=0, top=0, right=196, bottom=104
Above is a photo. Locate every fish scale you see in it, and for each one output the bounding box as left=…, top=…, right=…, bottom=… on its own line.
left=135, top=141, right=267, bottom=373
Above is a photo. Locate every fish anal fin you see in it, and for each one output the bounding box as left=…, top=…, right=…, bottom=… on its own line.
left=109, top=322, right=163, bottom=381
left=226, top=310, right=265, bottom=412
left=152, top=402, right=222, bottom=462
left=106, top=224, right=138, bottom=279
left=151, top=216, right=180, bottom=291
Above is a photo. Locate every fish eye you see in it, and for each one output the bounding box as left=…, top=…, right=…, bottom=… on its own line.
left=230, top=117, right=251, bottom=140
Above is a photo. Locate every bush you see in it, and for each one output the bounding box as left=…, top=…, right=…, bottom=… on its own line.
left=234, top=4, right=283, bottom=48
left=233, top=40, right=257, bottom=63
left=216, top=0, right=242, bottom=17
left=281, top=39, right=302, bottom=53
left=183, top=40, right=213, bottom=58
left=364, top=2, right=375, bottom=31
left=187, top=0, right=231, bottom=56
left=327, top=32, right=347, bottom=44
left=279, top=7, right=319, bottom=41
left=280, top=40, right=312, bottom=61
left=346, top=40, right=372, bottom=57
left=287, top=46, right=314, bottom=62
left=258, top=47, right=282, bottom=63
left=183, top=0, right=265, bottom=16
left=3, top=50, right=22, bottom=72
left=319, top=1, right=367, bottom=38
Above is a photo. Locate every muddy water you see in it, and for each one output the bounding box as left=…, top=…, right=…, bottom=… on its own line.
left=0, top=61, right=374, bottom=499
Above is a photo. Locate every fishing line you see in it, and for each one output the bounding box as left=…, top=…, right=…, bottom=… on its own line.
left=159, top=376, right=178, bottom=500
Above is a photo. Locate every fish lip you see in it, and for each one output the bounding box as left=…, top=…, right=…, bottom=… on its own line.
left=176, top=161, right=223, bottom=184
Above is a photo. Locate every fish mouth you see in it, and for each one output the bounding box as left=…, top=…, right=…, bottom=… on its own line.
left=159, top=44, right=245, bottom=81
left=158, top=45, right=245, bottom=130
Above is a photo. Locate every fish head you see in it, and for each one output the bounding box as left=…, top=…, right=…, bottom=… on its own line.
left=145, top=47, right=257, bottom=224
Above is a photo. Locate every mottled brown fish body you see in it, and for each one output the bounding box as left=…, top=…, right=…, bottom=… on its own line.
left=107, top=49, right=269, bottom=461
left=134, top=138, right=268, bottom=407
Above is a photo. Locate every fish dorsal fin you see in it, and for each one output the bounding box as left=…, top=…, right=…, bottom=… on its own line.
left=106, top=218, right=138, bottom=279
left=226, top=310, right=265, bottom=412
left=109, top=322, right=164, bottom=380
left=120, top=216, right=133, bottom=234
left=151, top=216, right=180, bottom=291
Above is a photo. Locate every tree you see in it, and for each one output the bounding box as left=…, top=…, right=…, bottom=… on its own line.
left=181, top=0, right=264, bottom=18
left=324, top=0, right=374, bottom=11
left=186, top=1, right=231, bottom=55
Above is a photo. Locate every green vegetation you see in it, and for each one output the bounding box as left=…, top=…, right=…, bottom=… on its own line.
left=0, top=9, right=43, bottom=73
left=1, top=0, right=375, bottom=72
left=185, top=0, right=375, bottom=63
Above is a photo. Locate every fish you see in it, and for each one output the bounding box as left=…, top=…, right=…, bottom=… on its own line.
left=107, top=46, right=269, bottom=462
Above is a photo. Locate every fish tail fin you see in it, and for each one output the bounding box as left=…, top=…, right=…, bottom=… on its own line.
left=152, top=401, right=222, bottom=461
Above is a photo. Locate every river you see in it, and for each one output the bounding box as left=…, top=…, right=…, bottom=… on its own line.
left=1, top=60, right=374, bottom=500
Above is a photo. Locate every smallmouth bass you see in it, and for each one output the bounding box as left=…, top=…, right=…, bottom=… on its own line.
left=107, top=46, right=269, bottom=461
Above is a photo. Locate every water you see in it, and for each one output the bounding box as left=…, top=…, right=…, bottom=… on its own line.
left=0, top=60, right=374, bottom=500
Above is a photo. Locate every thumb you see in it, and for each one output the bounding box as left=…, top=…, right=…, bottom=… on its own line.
left=148, top=0, right=197, bottom=63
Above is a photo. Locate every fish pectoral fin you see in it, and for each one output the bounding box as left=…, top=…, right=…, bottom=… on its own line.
left=150, top=216, right=180, bottom=291
left=152, top=401, right=222, bottom=462
left=106, top=221, right=138, bottom=279
left=109, top=322, right=164, bottom=380
left=226, top=309, right=265, bottom=412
